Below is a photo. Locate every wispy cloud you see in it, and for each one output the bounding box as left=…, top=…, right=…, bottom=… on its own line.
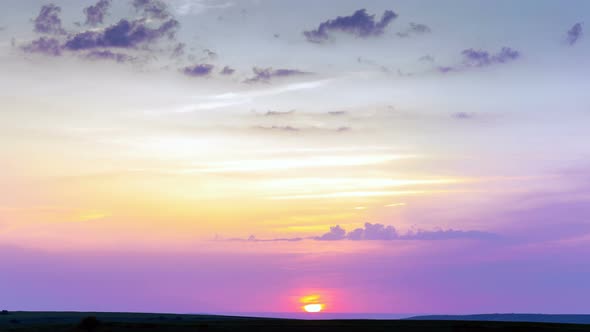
left=132, top=0, right=171, bottom=20
left=244, top=67, right=311, bottom=83
left=566, top=22, right=583, bottom=46
left=170, top=0, right=234, bottom=16
left=168, top=79, right=331, bottom=113
left=188, top=154, right=410, bottom=173
left=396, top=22, right=431, bottom=38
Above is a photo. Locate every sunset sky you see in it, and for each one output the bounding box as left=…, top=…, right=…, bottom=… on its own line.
left=1, top=0, right=589, bottom=315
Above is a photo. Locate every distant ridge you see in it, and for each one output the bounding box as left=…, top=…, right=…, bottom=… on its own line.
left=406, top=314, right=590, bottom=325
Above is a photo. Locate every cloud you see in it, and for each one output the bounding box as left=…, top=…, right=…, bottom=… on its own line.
left=170, top=0, right=234, bottom=16
left=566, top=22, right=583, bottom=46
left=264, top=110, right=295, bottom=116
left=132, top=0, right=171, bottom=20
left=315, top=223, right=497, bottom=241
left=244, top=67, right=310, bottom=83
left=21, top=37, right=62, bottom=56
left=64, top=18, right=179, bottom=50
left=84, top=50, right=135, bottom=63
left=220, top=66, right=235, bottom=75
left=34, top=4, right=65, bottom=35
left=438, top=47, right=520, bottom=73
left=419, top=55, right=435, bottom=63
left=167, top=80, right=330, bottom=113
left=317, top=225, right=346, bottom=241
left=397, top=22, right=431, bottom=38
left=172, top=42, right=186, bottom=57
left=452, top=112, right=475, bottom=120
left=252, top=125, right=352, bottom=134
left=328, top=111, right=347, bottom=116
left=347, top=223, right=398, bottom=240
left=202, top=48, right=218, bottom=60
left=462, top=47, right=520, bottom=67
left=304, top=9, right=398, bottom=43
left=437, top=66, right=455, bottom=73
left=231, top=223, right=497, bottom=243
left=84, top=0, right=111, bottom=26
left=254, top=125, right=300, bottom=132
left=183, top=63, right=214, bottom=77
left=404, top=229, right=499, bottom=240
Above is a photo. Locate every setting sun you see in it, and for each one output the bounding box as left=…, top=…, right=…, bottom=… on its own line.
left=303, top=304, right=324, bottom=313
left=300, top=294, right=326, bottom=313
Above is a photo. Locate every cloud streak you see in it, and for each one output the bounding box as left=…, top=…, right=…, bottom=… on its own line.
left=245, top=67, right=311, bottom=83
left=229, top=223, right=498, bottom=242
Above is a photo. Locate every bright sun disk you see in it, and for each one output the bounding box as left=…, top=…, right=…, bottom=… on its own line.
left=303, top=303, right=324, bottom=313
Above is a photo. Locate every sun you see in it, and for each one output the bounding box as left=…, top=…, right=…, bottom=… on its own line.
left=300, top=294, right=325, bottom=313
left=303, top=303, right=324, bottom=313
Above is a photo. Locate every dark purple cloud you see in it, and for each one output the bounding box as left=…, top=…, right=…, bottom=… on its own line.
left=245, top=67, right=310, bottom=83
left=566, top=22, right=583, bottom=46
left=34, top=4, right=65, bottom=35
left=84, top=0, right=111, bottom=26
left=132, top=0, right=171, bottom=20
left=220, top=66, right=235, bottom=75
left=304, top=9, right=398, bottom=43
left=183, top=64, right=214, bottom=77
left=462, top=47, right=520, bottom=67
left=21, top=37, right=62, bottom=56
left=84, top=50, right=134, bottom=63
left=397, top=22, right=431, bottom=38
left=64, top=18, right=179, bottom=50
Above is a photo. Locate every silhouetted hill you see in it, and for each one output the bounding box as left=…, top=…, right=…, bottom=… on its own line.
left=1, top=311, right=589, bottom=331
left=407, top=314, right=590, bottom=325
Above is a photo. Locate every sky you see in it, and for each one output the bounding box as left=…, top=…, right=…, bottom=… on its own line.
left=0, top=0, right=589, bottom=316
